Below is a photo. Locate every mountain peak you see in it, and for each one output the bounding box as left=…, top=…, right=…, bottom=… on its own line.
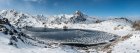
left=9, top=9, right=16, bottom=12
left=74, top=10, right=84, bottom=16
left=68, top=11, right=87, bottom=23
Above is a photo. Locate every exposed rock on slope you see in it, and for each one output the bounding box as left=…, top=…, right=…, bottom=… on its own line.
left=69, top=11, right=87, bottom=23
left=0, top=16, right=49, bottom=48
left=133, top=20, right=140, bottom=30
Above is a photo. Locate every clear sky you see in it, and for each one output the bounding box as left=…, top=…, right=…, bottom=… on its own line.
left=0, top=0, right=140, bottom=17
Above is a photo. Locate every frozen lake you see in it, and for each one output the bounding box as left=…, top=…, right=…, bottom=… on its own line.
left=22, top=27, right=119, bottom=46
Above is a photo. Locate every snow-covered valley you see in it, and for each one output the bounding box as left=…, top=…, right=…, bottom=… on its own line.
left=0, top=10, right=140, bottom=53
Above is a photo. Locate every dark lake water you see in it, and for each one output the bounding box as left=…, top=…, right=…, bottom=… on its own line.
left=22, top=27, right=119, bottom=45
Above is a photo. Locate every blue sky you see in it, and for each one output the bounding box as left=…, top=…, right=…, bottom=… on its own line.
left=0, top=0, right=140, bottom=17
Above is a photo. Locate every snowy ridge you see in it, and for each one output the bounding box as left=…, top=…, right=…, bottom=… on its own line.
left=46, top=10, right=99, bottom=24
left=0, top=10, right=133, bottom=30
left=0, top=10, right=44, bottom=28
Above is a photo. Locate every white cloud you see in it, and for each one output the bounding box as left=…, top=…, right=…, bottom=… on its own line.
left=0, top=0, right=14, bottom=6
left=23, top=0, right=42, bottom=2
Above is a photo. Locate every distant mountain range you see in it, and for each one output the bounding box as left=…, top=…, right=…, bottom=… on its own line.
left=0, top=9, right=133, bottom=28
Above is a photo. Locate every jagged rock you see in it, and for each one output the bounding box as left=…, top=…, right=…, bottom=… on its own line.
left=70, top=11, right=87, bottom=23
left=9, top=31, right=14, bottom=35
left=10, top=36, right=18, bottom=42
left=133, top=20, right=140, bottom=30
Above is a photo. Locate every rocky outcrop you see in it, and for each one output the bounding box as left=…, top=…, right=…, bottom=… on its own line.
left=69, top=11, right=87, bottom=23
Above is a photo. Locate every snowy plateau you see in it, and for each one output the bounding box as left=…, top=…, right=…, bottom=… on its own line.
left=0, top=10, right=140, bottom=53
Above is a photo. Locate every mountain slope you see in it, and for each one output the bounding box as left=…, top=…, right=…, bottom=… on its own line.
left=0, top=10, right=44, bottom=28
left=0, top=15, right=78, bottom=53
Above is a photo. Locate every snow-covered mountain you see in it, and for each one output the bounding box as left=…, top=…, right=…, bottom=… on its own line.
left=0, top=9, right=139, bottom=53
left=1, top=10, right=95, bottom=27
left=0, top=15, right=79, bottom=53
left=0, top=9, right=134, bottom=37
left=0, top=16, right=49, bottom=48
left=46, top=10, right=99, bottom=24
left=0, top=10, right=133, bottom=29
left=0, top=10, right=45, bottom=28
